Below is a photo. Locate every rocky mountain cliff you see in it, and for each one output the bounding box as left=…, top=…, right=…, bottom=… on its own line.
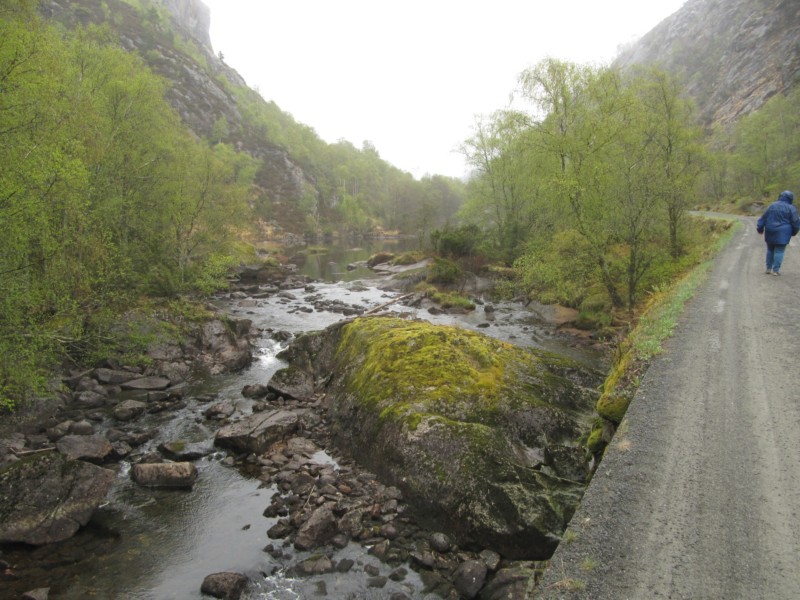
left=40, top=0, right=315, bottom=233
left=615, top=0, right=800, bottom=127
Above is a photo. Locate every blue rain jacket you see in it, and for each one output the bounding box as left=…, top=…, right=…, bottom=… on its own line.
left=757, top=191, right=800, bottom=245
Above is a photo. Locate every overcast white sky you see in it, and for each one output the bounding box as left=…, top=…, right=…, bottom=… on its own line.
left=202, top=1, right=686, bottom=179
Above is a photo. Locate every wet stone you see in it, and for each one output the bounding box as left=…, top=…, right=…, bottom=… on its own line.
left=130, top=462, right=198, bottom=489
left=453, top=559, right=488, bottom=600
left=56, top=435, right=113, bottom=463
left=267, top=520, right=292, bottom=539
left=200, top=572, right=248, bottom=600
left=389, top=566, right=408, bottom=581
left=121, top=376, right=171, bottom=391
left=335, top=558, right=355, bottom=573
left=112, top=400, right=147, bottom=422
left=69, top=420, right=94, bottom=435
left=430, top=532, right=452, bottom=553
left=367, top=575, right=388, bottom=588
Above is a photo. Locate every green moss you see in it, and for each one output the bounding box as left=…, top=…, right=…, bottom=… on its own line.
left=391, top=251, right=426, bottom=266
left=367, top=252, right=395, bottom=267
left=431, top=291, right=476, bottom=311
left=334, top=317, right=587, bottom=433
left=586, top=422, right=606, bottom=454
left=337, top=318, right=507, bottom=409
left=595, top=392, right=630, bottom=424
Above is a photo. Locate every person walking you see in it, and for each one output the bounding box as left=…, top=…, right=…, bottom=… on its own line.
left=756, top=190, right=800, bottom=275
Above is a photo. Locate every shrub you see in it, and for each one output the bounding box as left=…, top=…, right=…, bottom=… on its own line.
left=426, top=258, right=463, bottom=285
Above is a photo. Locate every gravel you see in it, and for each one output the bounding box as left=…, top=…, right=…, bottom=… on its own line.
left=535, top=218, right=800, bottom=599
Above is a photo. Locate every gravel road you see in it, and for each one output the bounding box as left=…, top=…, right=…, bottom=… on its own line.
left=534, top=218, right=800, bottom=599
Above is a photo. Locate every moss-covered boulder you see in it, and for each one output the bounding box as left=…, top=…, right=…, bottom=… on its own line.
left=270, top=316, right=601, bottom=559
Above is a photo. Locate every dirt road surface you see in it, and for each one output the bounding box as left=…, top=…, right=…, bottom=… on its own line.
left=535, top=218, right=800, bottom=599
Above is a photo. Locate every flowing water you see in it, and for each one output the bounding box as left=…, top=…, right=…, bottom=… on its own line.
left=2, top=242, right=606, bottom=599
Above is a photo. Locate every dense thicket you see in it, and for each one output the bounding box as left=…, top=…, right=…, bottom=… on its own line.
left=701, top=87, right=800, bottom=206
left=459, top=59, right=706, bottom=318
left=0, top=0, right=468, bottom=407
left=0, top=3, right=259, bottom=405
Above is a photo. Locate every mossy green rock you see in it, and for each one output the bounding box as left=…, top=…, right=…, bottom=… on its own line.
left=595, top=392, right=631, bottom=424
left=272, top=316, right=601, bottom=559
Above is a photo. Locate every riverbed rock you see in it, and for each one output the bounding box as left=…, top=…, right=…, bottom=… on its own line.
left=200, top=572, right=249, bottom=600
left=294, top=503, right=338, bottom=550
left=197, top=319, right=252, bottom=374
left=214, top=409, right=304, bottom=455
left=74, top=390, right=107, bottom=409
left=56, top=434, right=113, bottom=463
left=453, top=559, right=488, bottom=599
left=241, top=383, right=269, bottom=398
left=157, top=440, right=212, bottom=461
left=478, top=563, right=540, bottom=600
left=131, top=462, right=198, bottom=488
left=21, top=589, right=50, bottom=600
left=94, top=368, right=140, bottom=385
left=113, top=399, right=147, bottom=421
left=204, top=400, right=236, bottom=419
left=270, top=316, right=602, bottom=560
left=121, top=376, right=171, bottom=391
left=0, top=452, right=115, bottom=545
left=266, top=364, right=315, bottom=400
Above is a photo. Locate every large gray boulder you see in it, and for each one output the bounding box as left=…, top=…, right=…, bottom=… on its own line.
left=271, top=316, right=602, bottom=560
left=214, top=409, right=304, bottom=455
left=56, top=435, right=113, bottom=463
left=0, top=452, right=115, bottom=545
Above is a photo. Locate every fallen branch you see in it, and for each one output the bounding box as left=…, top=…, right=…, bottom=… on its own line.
left=363, top=292, right=415, bottom=316
left=10, top=446, right=56, bottom=457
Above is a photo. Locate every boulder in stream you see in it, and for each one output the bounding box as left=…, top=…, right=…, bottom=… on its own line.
left=130, top=461, right=198, bottom=488
left=200, top=572, right=249, bottom=600
left=270, top=316, right=602, bottom=560
left=0, top=452, right=115, bottom=545
left=214, top=409, right=305, bottom=455
left=56, top=434, right=113, bottom=463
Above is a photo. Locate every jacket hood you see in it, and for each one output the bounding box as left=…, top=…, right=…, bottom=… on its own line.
left=779, top=190, right=795, bottom=204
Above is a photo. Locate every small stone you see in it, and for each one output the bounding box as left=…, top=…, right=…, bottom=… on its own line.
left=69, top=420, right=94, bottom=435
left=430, top=532, right=452, bottom=553
left=335, top=558, right=355, bottom=573
left=367, top=576, right=388, bottom=589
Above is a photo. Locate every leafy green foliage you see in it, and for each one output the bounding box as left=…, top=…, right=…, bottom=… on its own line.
left=705, top=87, right=800, bottom=203
left=462, top=59, right=706, bottom=312
left=0, top=6, right=255, bottom=407
left=426, top=258, right=463, bottom=285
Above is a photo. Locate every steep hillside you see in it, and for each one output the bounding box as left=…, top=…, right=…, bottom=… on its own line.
left=37, top=0, right=462, bottom=238
left=615, top=0, right=800, bottom=127
left=40, top=0, right=313, bottom=229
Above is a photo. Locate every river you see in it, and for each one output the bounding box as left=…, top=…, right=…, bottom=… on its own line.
left=1, top=242, right=606, bottom=600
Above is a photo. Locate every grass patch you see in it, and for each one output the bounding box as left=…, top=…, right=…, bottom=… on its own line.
left=431, top=291, right=476, bottom=311
left=391, top=251, right=426, bottom=266
left=591, top=218, right=740, bottom=447
left=580, top=557, right=599, bottom=572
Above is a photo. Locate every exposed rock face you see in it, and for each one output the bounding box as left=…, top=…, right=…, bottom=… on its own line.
left=615, top=0, right=800, bottom=126
left=38, top=0, right=313, bottom=229
left=270, top=316, right=602, bottom=559
left=162, top=0, right=212, bottom=51
left=0, top=452, right=115, bottom=545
